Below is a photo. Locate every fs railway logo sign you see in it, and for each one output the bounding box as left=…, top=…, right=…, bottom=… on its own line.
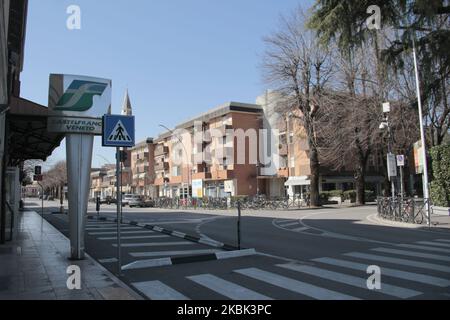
left=102, top=115, right=135, bottom=147
left=54, top=80, right=108, bottom=112
left=48, top=74, right=112, bottom=135
left=48, top=74, right=112, bottom=118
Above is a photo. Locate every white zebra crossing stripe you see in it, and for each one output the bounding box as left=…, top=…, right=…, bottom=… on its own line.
left=436, top=239, right=450, bottom=243
left=88, top=230, right=155, bottom=235
left=112, top=241, right=194, bottom=248
left=416, top=241, right=450, bottom=248
left=98, top=235, right=170, bottom=240
left=396, top=243, right=450, bottom=254
left=313, top=257, right=450, bottom=287
left=123, top=258, right=173, bottom=270
left=132, top=281, right=189, bottom=300
left=130, top=249, right=221, bottom=258
left=372, top=248, right=450, bottom=263
left=234, top=268, right=360, bottom=300
left=187, top=274, right=272, bottom=300
left=277, top=264, right=421, bottom=299
left=345, top=252, right=450, bottom=273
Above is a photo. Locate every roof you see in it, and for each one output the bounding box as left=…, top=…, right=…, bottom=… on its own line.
left=7, top=96, right=64, bottom=165
left=155, top=102, right=262, bottom=142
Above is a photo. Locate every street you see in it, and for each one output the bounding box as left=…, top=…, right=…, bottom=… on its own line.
left=28, top=199, right=450, bottom=300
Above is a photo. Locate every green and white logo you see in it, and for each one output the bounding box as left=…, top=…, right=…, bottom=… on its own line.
left=54, top=80, right=108, bottom=112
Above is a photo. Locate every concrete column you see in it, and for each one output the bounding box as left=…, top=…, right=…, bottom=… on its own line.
left=66, top=134, right=94, bottom=260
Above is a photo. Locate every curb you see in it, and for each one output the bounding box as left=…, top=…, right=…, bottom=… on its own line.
left=122, top=249, right=257, bottom=270
left=87, top=215, right=240, bottom=251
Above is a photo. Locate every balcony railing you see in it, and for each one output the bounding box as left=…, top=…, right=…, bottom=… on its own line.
left=155, top=162, right=169, bottom=171
left=154, top=145, right=169, bottom=157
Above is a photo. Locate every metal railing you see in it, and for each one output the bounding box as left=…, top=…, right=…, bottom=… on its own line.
left=153, top=195, right=309, bottom=211
left=377, top=197, right=432, bottom=224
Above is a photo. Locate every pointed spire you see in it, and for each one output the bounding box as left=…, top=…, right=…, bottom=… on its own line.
left=121, top=89, right=132, bottom=116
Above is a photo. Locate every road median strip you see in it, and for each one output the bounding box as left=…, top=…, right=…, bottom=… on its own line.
left=87, top=215, right=241, bottom=251
left=122, top=249, right=257, bottom=270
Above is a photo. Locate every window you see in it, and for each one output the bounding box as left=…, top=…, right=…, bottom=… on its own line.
left=172, top=166, right=181, bottom=177
left=290, top=156, right=295, bottom=168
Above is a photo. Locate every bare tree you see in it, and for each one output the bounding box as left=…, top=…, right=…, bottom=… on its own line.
left=261, top=8, right=332, bottom=207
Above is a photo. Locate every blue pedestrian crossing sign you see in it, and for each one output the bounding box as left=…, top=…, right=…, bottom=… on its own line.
left=102, top=115, right=135, bottom=147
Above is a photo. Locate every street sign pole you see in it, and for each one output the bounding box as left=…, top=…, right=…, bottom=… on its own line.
left=116, top=147, right=122, bottom=276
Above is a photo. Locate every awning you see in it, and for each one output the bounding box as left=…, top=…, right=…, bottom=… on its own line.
left=6, top=96, right=64, bottom=165
left=284, top=176, right=310, bottom=186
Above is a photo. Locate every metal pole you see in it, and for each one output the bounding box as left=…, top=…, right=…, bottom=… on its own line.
left=38, top=183, right=44, bottom=229
left=412, top=37, right=431, bottom=227
left=387, top=117, right=395, bottom=199
left=116, top=148, right=122, bottom=275
left=237, top=201, right=241, bottom=250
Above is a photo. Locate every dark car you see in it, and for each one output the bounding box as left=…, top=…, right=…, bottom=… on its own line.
left=99, top=196, right=117, bottom=205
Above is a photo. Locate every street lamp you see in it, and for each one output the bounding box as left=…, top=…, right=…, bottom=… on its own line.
left=159, top=124, right=192, bottom=198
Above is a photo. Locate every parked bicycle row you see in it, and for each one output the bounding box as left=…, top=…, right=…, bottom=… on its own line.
left=377, top=197, right=432, bottom=224
left=152, top=195, right=310, bottom=210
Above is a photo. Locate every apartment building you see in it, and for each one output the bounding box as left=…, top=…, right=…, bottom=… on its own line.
left=154, top=102, right=263, bottom=198
left=130, top=138, right=155, bottom=197
left=257, top=90, right=384, bottom=198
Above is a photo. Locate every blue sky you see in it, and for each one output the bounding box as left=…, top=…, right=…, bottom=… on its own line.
left=21, top=0, right=313, bottom=168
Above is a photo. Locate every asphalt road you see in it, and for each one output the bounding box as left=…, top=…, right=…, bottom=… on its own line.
left=26, top=199, right=450, bottom=300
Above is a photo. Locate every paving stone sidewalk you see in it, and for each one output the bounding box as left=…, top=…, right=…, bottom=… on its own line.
left=0, top=210, right=142, bottom=300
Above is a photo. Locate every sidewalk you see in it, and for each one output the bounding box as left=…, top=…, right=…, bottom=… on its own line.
left=0, top=209, right=142, bottom=300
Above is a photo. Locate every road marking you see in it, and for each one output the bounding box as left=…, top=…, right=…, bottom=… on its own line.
left=98, top=235, right=170, bottom=240
left=313, top=257, right=450, bottom=287
left=234, top=268, right=359, bottom=300
left=277, top=264, right=421, bottom=299
left=345, top=252, right=450, bottom=273
left=291, top=227, right=309, bottom=232
left=187, top=274, right=272, bottom=300
left=372, top=248, right=450, bottom=263
left=199, top=238, right=223, bottom=247
left=88, top=230, right=155, bottom=235
left=436, top=239, right=450, bottom=243
left=112, top=241, right=194, bottom=248
left=85, top=227, right=141, bottom=231
left=396, top=243, right=450, bottom=254
left=130, top=249, right=221, bottom=258
left=123, top=258, right=172, bottom=270
left=279, top=222, right=301, bottom=228
left=416, top=241, right=450, bottom=248
left=277, top=219, right=294, bottom=224
left=132, top=281, right=189, bottom=300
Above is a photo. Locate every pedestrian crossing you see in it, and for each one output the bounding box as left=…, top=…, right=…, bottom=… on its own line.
left=85, top=220, right=449, bottom=300
left=127, top=238, right=450, bottom=300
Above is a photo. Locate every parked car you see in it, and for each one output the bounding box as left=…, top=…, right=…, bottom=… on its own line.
left=122, top=194, right=134, bottom=206
left=99, top=196, right=117, bottom=205
left=128, top=195, right=146, bottom=208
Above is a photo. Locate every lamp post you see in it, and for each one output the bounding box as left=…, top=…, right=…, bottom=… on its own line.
left=412, top=36, right=431, bottom=227
left=159, top=124, right=192, bottom=198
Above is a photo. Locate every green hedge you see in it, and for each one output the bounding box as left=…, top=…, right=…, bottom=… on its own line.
left=430, top=145, right=450, bottom=207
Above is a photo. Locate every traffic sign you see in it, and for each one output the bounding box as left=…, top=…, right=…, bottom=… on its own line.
left=387, top=153, right=397, bottom=178
left=34, top=166, right=42, bottom=175
left=397, top=155, right=405, bottom=167
left=102, top=115, right=135, bottom=147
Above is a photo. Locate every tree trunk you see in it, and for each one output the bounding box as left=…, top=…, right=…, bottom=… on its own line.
left=309, top=143, right=320, bottom=207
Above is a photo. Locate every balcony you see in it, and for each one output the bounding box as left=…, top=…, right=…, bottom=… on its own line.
left=154, top=145, right=169, bottom=157
left=192, top=172, right=212, bottom=180
left=217, top=124, right=233, bottom=137
left=211, top=170, right=234, bottom=180
left=279, top=144, right=288, bottom=156
left=155, top=162, right=169, bottom=172
left=278, top=168, right=289, bottom=178
left=154, top=177, right=170, bottom=186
